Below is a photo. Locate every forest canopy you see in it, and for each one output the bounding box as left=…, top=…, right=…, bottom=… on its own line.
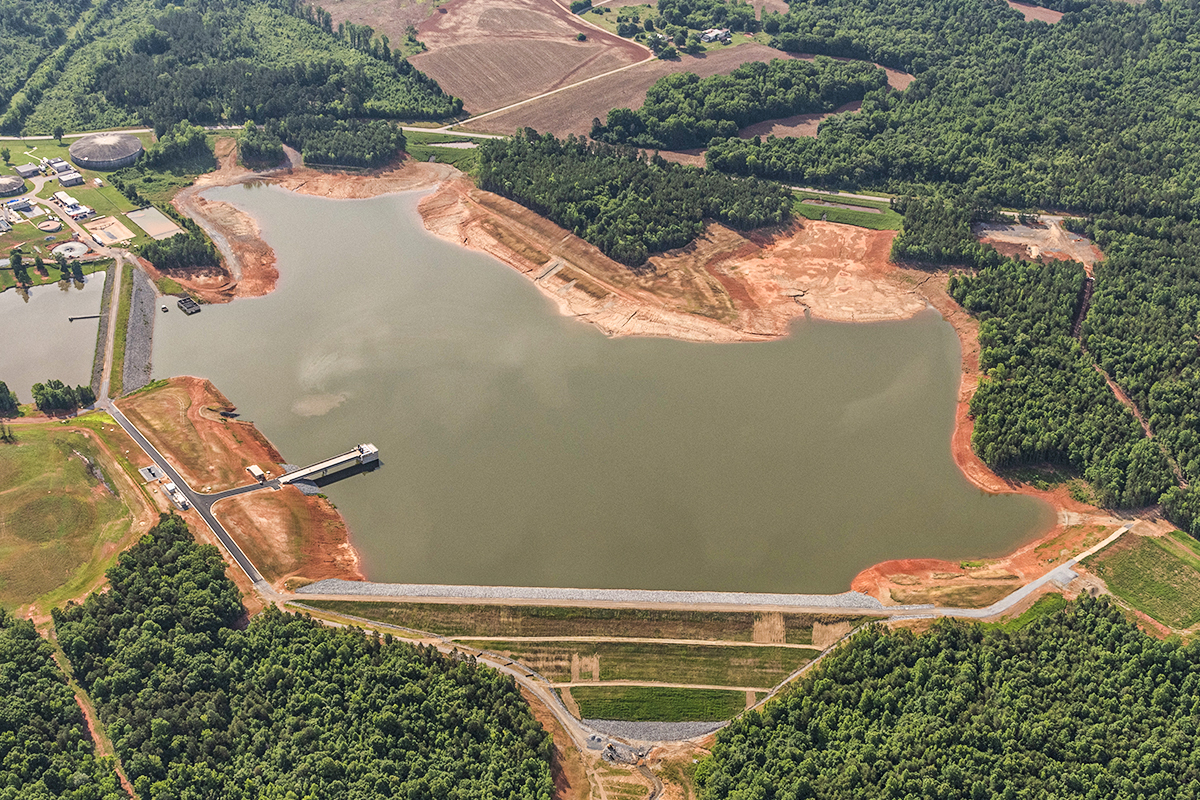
left=52, top=515, right=554, bottom=800
left=592, top=57, right=886, bottom=151
left=698, top=597, right=1200, bottom=799
left=0, top=609, right=125, bottom=800
left=0, top=0, right=457, bottom=164
left=478, top=130, right=792, bottom=266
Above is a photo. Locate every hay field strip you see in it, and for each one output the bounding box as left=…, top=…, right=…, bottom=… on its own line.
left=1085, top=531, right=1200, bottom=629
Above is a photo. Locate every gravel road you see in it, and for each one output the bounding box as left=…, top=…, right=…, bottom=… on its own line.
left=297, top=579, right=886, bottom=610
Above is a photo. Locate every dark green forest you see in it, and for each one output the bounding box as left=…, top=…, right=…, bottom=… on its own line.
left=592, top=57, right=886, bottom=151
left=52, top=515, right=554, bottom=800
left=0, top=609, right=124, bottom=800
left=949, top=255, right=1174, bottom=507
left=698, top=598, right=1200, bottom=799
left=0, top=0, right=457, bottom=165
left=478, top=131, right=792, bottom=266
left=665, top=0, right=1200, bottom=532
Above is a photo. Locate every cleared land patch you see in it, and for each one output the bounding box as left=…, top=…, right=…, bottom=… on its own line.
left=1085, top=530, right=1200, bottom=629
left=118, top=376, right=283, bottom=492
left=1006, top=0, right=1063, bottom=23
left=793, top=191, right=902, bottom=230
left=974, top=217, right=1103, bottom=267
left=410, top=0, right=646, bottom=115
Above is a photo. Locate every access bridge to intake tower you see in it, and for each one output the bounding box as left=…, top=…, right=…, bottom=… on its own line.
left=278, top=443, right=379, bottom=485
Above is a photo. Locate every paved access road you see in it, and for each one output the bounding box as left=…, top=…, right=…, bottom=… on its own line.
left=101, top=401, right=272, bottom=588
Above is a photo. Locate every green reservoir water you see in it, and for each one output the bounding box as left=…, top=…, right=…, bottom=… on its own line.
left=0, top=273, right=104, bottom=401
left=153, top=186, right=1053, bottom=593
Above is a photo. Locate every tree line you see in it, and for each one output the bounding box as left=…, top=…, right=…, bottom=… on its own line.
left=669, top=0, right=1200, bottom=532
left=31, top=379, right=95, bottom=412
left=478, top=130, right=792, bottom=266
left=0, top=609, right=125, bottom=800
left=52, top=515, right=555, bottom=800
left=698, top=597, right=1200, bottom=799
left=592, top=57, right=886, bottom=151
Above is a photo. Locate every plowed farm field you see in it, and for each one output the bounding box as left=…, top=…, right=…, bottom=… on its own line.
left=409, top=0, right=648, bottom=114
left=461, top=44, right=912, bottom=137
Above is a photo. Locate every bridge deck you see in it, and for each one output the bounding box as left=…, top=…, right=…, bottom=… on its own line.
left=279, top=443, right=378, bottom=484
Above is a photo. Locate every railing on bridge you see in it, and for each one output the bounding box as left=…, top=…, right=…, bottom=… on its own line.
left=278, top=444, right=379, bottom=485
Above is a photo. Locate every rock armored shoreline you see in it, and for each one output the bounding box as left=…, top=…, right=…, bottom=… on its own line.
left=121, top=267, right=155, bottom=394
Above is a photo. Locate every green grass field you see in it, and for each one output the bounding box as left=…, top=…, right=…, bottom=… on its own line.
left=0, top=252, right=106, bottom=293
left=1085, top=532, right=1200, bottom=629
left=571, top=686, right=748, bottom=722
left=793, top=192, right=903, bottom=230
left=405, top=131, right=480, bottom=172
left=302, top=599, right=875, bottom=643
left=987, top=593, right=1068, bottom=633
left=471, top=640, right=815, bottom=687
left=0, top=420, right=139, bottom=610
left=108, top=261, right=133, bottom=398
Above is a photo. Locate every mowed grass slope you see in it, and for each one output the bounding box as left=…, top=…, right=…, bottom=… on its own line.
left=0, top=424, right=136, bottom=609
left=1085, top=531, right=1200, bottom=629
left=472, top=640, right=815, bottom=687
left=571, top=686, right=747, bottom=722
left=301, top=599, right=877, bottom=642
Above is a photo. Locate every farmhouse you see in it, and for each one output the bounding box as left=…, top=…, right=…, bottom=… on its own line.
left=701, top=28, right=732, bottom=43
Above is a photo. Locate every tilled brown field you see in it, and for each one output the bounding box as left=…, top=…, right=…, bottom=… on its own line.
left=462, top=44, right=912, bottom=137
left=410, top=0, right=647, bottom=114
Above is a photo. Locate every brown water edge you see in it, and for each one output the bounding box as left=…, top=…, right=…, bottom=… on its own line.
left=154, top=183, right=1065, bottom=594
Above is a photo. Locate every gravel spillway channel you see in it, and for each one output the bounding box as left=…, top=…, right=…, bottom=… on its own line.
left=122, top=267, right=156, bottom=393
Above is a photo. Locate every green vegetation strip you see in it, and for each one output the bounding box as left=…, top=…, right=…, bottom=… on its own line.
left=107, top=260, right=133, bottom=398
left=404, top=131, right=480, bottom=172
left=470, top=640, right=816, bottom=686
left=793, top=194, right=902, bottom=230
left=1084, top=532, right=1200, bottom=629
left=572, top=686, right=748, bottom=722
left=302, top=599, right=875, bottom=643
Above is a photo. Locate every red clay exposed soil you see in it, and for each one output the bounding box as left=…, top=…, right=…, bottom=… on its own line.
left=1006, top=0, right=1064, bottom=23
left=323, top=0, right=446, bottom=47
left=164, top=138, right=452, bottom=303
left=214, top=488, right=365, bottom=589
left=419, top=176, right=924, bottom=342
left=411, top=0, right=647, bottom=114
left=118, top=378, right=364, bottom=588
left=739, top=100, right=862, bottom=139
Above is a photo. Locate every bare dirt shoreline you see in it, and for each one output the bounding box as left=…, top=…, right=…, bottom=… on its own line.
left=165, top=152, right=1126, bottom=607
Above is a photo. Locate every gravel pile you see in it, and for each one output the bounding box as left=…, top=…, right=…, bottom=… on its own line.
left=89, top=269, right=114, bottom=396
left=121, top=267, right=156, bottom=393
left=585, top=719, right=726, bottom=743
left=296, top=579, right=886, bottom=610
